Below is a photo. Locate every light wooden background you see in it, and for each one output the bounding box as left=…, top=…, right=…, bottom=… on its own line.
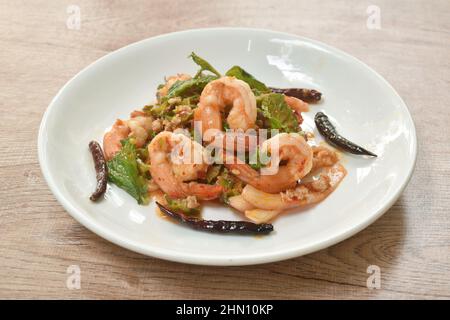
left=1, top=0, right=449, bottom=299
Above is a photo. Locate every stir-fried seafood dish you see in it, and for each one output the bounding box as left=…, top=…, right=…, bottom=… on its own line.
left=89, top=53, right=377, bottom=235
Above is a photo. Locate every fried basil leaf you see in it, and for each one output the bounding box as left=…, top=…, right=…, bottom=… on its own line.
left=107, top=139, right=149, bottom=204
left=189, top=52, right=221, bottom=78
left=225, top=66, right=270, bottom=95
left=258, top=93, right=300, bottom=133
left=166, top=75, right=217, bottom=99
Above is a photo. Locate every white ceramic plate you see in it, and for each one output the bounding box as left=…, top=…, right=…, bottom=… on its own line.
left=38, top=28, right=416, bottom=266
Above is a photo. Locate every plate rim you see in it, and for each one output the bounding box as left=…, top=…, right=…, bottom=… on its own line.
left=38, top=27, right=417, bottom=266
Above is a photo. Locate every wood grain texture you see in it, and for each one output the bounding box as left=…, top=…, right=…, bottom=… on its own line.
left=0, top=0, right=449, bottom=299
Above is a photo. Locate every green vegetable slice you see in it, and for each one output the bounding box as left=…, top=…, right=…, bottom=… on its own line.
left=107, top=139, right=149, bottom=205
left=225, top=66, right=270, bottom=95
left=205, top=165, right=223, bottom=184
left=164, top=195, right=200, bottom=215
left=144, top=102, right=171, bottom=119
left=258, top=93, right=300, bottom=133
left=248, top=146, right=269, bottom=170
left=216, top=168, right=244, bottom=204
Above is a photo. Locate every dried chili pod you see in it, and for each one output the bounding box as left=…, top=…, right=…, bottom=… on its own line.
left=89, top=140, right=108, bottom=201
left=314, top=112, right=377, bottom=157
left=156, top=202, right=273, bottom=234
left=269, top=87, right=322, bottom=103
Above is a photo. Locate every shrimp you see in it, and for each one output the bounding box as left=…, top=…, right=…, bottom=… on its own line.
left=284, top=95, right=309, bottom=124
left=311, top=145, right=339, bottom=170
left=102, top=111, right=153, bottom=160
left=103, top=119, right=130, bottom=161
left=127, top=111, right=153, bottom=148
left=241, top=163, right=347, bottom=211
left=148, top=131, right=223, bottom=200
left=284, top=95, right=309, bottom=113
left=194, top=76, right=257, bottom=142
left=225, top=133, right=313, bottom=193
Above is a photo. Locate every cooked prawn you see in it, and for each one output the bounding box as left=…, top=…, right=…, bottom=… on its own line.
left=311, top=145, right=339, bottom=170
left=148, top=131, right=223, bottom=200
left=103, top=111, right=153, bottom=160
left=225, top=133, right=313, bottom=193
left=127, top=111, right=153, bottom=147
left=284, top=95, right=309, bottom=124
left=103, top=119, right=130, bottom=161
left=194, top=76, right=257, bottom=141
left=241, top=163, right=347, bottom=211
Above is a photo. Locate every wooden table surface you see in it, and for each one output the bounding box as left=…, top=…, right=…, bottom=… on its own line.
left=1, top=0, right=449, bottom=299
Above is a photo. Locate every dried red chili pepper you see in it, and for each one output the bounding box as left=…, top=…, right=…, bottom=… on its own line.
left=156, top=202, right=273, bottom=234
left=315, top=112, right=377, bottom=157
left=270, top=87, right=322, bottom=103
left=89, top=141, right=108, bottom=201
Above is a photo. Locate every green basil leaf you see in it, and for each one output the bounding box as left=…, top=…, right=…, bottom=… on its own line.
left=258, top=93, right=300, bottom=133
left=225, top=66, right=270, bottom=95
left=107, top=139, right=149, bottom=205
left=189, top=52, right=221, bottom=78
left=166, top=75, right=217, bottom=99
